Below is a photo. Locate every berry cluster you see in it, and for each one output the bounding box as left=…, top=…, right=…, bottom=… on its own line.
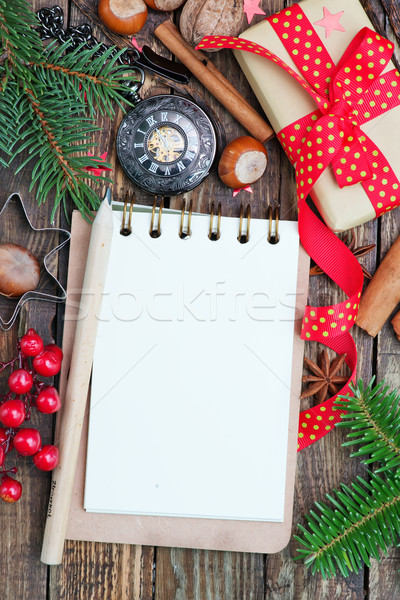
left=0, top=329, right=63, bottom=503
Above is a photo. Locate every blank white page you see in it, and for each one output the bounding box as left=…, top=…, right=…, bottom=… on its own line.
left=84, top=205, right=301, bottom=522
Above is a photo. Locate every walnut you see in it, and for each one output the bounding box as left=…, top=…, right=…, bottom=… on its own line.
left=180, top=0, right=244, bottom=48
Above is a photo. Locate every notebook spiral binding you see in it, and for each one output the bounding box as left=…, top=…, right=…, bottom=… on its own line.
left=120, top=195, right=280, bottom=244
left=209, top=202, right=222, bottom=241
left=150, top=196, right=164, bottom=238
left=120, top=192, right=134, bottom=237
left=179, top=198, right=193, bottom=239
left=267, top=205, right=280, bottom=244
left=238, top=204, right=251, bottom=244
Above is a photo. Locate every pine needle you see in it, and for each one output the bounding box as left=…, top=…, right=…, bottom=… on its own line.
left=295, top=378, right=400, bottom=578
left=0, top=0, right=137, bottom=219
left=335, top=378, right=400, bottom=474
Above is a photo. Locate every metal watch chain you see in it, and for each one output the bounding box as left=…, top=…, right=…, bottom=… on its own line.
left=35, top=6, right=144, bottom=104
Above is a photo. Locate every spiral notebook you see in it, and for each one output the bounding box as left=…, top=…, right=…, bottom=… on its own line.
left=61, top=202, right=309, bottom=552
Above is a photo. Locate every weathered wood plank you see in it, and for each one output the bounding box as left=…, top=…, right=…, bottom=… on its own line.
left=379, top=0, right=400, bottom=43
left=364, top=0, right=400, bottom=595
left=50, top=541, right=154, bottom=600
left=155, top=548, right=264, bottom=600
left=0, top=0, right=69, bottom=597
left=369, top=208, right=400, bottom=599
left=0, top=202, right=62, bottom=600
left=47, top=2, right=157, bottom=599
left=2, top=0, right=397, bottom=598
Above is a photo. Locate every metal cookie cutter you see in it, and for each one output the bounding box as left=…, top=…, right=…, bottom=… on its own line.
left=0, top=193, right=71, bottom=331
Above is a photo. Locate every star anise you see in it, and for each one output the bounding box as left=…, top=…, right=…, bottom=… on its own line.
left=301, top=350, right=348, bottom=403
left=310, top=228, right=376, bottom=279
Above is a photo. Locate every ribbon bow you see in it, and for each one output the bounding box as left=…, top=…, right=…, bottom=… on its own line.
left=282, top=27, right=398, bottom=192
left=197, top=21, right=400, bottom=213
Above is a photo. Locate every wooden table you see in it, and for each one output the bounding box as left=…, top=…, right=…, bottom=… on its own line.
left=1, top=0, right=399, bottom=598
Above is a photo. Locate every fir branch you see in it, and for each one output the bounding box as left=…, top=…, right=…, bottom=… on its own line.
left=0, top=0, right=42, bottom=66
left=0, top=80, right=25, bottom=164
left=0, top=0, right=136, bottom=218
left=294, top=472, right=400, bottom=578
left=295, top=378, right=400, bottom=579
left=24, top=85, right=76, bottom=187
left=31, top=60, right=109, bottom=86
left=335, top=379, right=400, bottom=474
left=1, top=81, right=111, bottom=220
left=28, top=43, right=137, bottom=119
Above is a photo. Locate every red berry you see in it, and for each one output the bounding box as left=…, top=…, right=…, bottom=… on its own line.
left=13, top=428, right=41, bottom=456
left=33, top=350, right=61, bottom=377
left=44, top=344, right=63, bottom=362
left=0, top=447, right=5, bottom=466
left=20, top=329, right=44, bottom=357
left=35, top=386, right=61, bottom=414
left=0, top=476, right=22, bottom=503
left=8, top=369, right=33, bottom=394
left=0, top=400, right=25, bottom=427
left=0, top=428, right=7, bottom=445
left=33, top=445, right=59, bottom=471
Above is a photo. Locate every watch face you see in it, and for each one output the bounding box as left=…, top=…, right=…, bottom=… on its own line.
left=147, top=124, right=186, bottom=164
left=116, top=96, right=216, bottom=196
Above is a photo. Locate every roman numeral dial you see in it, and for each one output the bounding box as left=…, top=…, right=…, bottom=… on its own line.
left=132, top=109, right=202, bottom=178
left=117, top=95, right=217, bottom=196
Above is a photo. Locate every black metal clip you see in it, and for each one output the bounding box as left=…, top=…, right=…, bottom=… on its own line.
left=121, top=45, right=191, bottom=85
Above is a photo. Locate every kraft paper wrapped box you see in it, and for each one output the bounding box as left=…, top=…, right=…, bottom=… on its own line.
left=232, top=0, right=400, bottom=232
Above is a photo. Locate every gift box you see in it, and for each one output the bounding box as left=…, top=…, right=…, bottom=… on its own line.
left=230, top=0, right=400, bottom=232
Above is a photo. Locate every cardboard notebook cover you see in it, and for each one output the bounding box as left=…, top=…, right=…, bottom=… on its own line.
left=59, top=210, right=309, bottom=553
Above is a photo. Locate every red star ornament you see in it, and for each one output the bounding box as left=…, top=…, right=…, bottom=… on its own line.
left=78, top=82, right=87, bottom=103
left=243, top=0, right=265, bottom=24
left=85, top=152, right=113, bottom=177
left=131, top=37, right=143, bottom=52
left=232, top=185, right=253, bottom=197
left=314, top=7, right=345, bottom=39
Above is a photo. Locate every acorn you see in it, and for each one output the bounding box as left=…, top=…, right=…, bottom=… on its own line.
left=0, top=243, right=40, bottom=298
left=218, top=136, right=268, bottom=189
left=98, top=0, right=148, bottom=35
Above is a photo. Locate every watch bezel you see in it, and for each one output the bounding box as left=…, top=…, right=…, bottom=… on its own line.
left=116, top=95, right=217, bottom=196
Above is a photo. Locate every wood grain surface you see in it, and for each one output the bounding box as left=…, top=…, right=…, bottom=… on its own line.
left=0, top=0, right=399, bottom=598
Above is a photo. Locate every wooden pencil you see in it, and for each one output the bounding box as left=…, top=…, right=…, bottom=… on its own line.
left=40, top=189, right=114, bottom=565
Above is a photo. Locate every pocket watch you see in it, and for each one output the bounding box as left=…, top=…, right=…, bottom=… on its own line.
left=36, top=7, right=217, bottom=195
left=116, top=95, right=217, bottom=196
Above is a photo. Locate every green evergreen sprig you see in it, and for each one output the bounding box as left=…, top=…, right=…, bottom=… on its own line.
left=0, top=0, right=137, bottom=219
left=336, top=379, right=400, bottom=474
left=295, top=471, right=400, bottom=578
left=294, top=379, right=400, bottom=579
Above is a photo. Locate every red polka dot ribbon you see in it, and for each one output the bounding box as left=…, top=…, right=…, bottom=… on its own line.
left=269, top=7, right=400, bottom=215
left=197, top=5, right=400, bottom=450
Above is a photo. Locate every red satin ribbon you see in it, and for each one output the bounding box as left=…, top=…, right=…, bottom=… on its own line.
left=269, top=7, right=400, bottom=216
left=197, top=5, right=400, bottom=450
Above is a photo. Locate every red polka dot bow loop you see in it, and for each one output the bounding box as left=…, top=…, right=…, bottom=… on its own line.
left=279, top=27, right=398, bottom=198
left=197, top=5, right=400, bottom=450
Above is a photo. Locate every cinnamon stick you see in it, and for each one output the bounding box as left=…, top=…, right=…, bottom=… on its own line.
left=154, top=21, right=275, bottom=144
left=356, top=234, right=400, bottom=337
